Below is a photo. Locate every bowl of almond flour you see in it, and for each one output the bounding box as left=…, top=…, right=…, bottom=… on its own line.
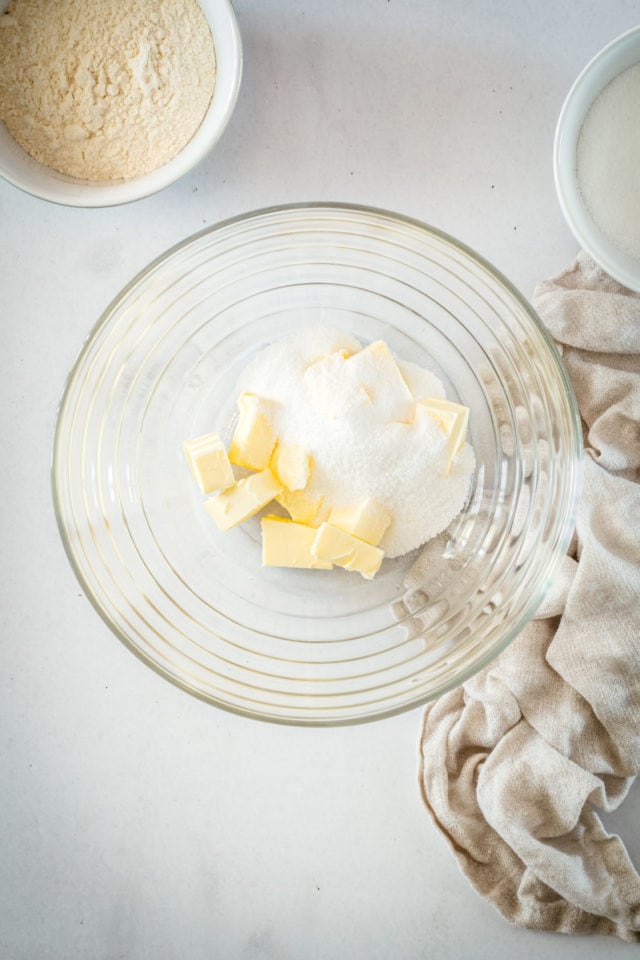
left=0, top=0, right=242, bottom=206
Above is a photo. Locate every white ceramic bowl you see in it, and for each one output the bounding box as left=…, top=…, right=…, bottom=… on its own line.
left=554, top=25, right=640, bottom=291
left=0, top=0, right=242, bottom=207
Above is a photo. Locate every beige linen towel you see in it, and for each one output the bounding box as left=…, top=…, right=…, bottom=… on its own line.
left=419, top=252, right=640, bottom=942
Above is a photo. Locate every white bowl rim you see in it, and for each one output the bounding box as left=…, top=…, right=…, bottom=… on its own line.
left=553, top=24, right=640, bottom=292
left=0, top=0, right=243, bottom=207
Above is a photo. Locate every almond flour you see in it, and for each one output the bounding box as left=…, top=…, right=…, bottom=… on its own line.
left=0, top=0, right=216, bottom=181
left=576, top=61, right=640, bottom=261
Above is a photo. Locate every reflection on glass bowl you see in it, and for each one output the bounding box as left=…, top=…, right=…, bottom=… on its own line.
left=52, top=204, right=582, bottom=724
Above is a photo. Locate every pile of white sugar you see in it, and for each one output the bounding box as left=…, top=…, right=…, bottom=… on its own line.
left=577, top=61, right=640, bottom=260
left=236, top=327, right=476, bottom=558
left=0, top=0, right=216, bottom=181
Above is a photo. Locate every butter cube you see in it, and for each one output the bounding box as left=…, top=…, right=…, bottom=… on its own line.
left=420, top=398, right=469, bottom=471
left=261, top=516, right=333, bottom=569
left=312, top=523, right=384, bottom=580
left=328, top=497, right=391, bottom=546
left=183, top=432, right=235, bottom=494
left=345, top=340, right=415, bottom=423
left=446, top=407, right=469, bottom=468
left=270, top=442, right=311, bottom=491
left=275, top=487, right=325, bottom=524
left=418, top=397, right=459, bottom=433
left=204, top=468, right=282, bottom=531
left=228, top=393, right=276, bottom=470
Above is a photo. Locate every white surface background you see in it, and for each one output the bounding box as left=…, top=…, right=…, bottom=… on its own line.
left=1, top=1, right=638, bottom=957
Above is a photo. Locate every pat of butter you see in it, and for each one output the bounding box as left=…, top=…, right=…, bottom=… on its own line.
left=328, top=497, right=391, bottom=546
left=345, top=340, right=416, bottom=423
left=312, top=523, right=384, bottom=580
left=204, top=468, right=282, bottom=531
left=420, top=397, right=469, bottom=472
left=228, top=393, right=276, bottom=470
left=275, top=487, right=325, bottom=524
left=270, top=442, right=311, bottom=492
left=183, top=432, right=235, bottom=494
left=261, top=516, right=333, bottom=569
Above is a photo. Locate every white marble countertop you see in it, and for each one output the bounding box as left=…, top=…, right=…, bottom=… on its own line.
left=2, top=1, right=638, bottom=957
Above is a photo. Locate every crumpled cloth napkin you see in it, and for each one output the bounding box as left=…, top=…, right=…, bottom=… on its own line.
left=419, top=252, right=640, bottom=942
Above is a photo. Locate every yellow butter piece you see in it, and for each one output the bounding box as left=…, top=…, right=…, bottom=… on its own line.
left=312, top=523, right=384, bottom=580
left=204, top=468, right=282, bottom=532
left=228, top=393, right=276, bottom=470
left=345, top=340, right=416, bottom=423
left=328, top=497, right=391, bottom=546
left=446, top=407, right=469, bottom=468
left=275, top=487, right=325, bottom=524
left=420, top=397, right=469, bottom=471
left=183, top=432, right=235, bottom=494
left=418, top=399, right=459, bottom=434
left=270, top=442, right=311, bottom=492
left=261, top=516, right=333, bottom=569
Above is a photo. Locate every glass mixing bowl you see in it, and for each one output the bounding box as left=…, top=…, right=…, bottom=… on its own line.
left=52, top=204, right=582, bottom=724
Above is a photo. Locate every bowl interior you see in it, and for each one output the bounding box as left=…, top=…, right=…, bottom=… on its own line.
left=0, top=0, right=242, bottom=206
left=554, top=26, right=640, bottom=290
left=52, top=204, right=582, bottom=724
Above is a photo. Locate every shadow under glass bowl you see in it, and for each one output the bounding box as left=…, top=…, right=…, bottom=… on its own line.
left=52, top=203, right=582, bottom=725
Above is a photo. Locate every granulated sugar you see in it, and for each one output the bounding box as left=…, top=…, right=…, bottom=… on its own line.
left=0, top=0, right=216, bottom=180
left=236, top=327, right=475, bottom=558
left=577, top=62, right=640, bottom=260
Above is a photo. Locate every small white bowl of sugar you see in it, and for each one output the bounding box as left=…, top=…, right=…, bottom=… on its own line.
left=554, top=25, right=640, bottom=291
left=0, top=0, right=242, bottom=207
